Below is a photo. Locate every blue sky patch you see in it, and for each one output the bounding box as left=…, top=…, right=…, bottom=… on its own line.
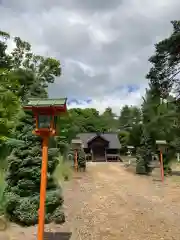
left=67, top=98, right=92, bottom=106
left=127, top=84, right=139, bottom=93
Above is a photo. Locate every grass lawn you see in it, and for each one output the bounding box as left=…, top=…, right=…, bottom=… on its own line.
left=53, top=155, right=73, bottom=182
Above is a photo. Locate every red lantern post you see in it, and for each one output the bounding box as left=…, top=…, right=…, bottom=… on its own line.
left=24, top=98, right=67, bottom=240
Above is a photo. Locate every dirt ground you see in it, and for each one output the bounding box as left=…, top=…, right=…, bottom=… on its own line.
left=2, top=162, right=180, bottom=240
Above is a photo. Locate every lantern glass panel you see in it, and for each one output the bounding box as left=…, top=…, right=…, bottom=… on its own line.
left=38, top=115, right=52, bottom=129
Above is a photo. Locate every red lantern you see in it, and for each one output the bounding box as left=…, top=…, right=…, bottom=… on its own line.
left=23, top=98, right=67, bottom=240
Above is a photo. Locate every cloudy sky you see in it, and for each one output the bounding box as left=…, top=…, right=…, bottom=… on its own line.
left=0, top=0, right=180, bottom=114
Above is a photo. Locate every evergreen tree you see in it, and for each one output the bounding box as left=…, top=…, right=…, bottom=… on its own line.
left=135, top=149, right=146, bottom=174
left=4, top=111, right=65, bottom=225
left=136, top=128, right=153, bottom=175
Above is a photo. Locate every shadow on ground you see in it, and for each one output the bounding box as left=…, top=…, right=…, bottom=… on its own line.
left=171, top=170, right=180, bottom=176
left=44, top=232, right=72, bottom=240
left=152, top=178, right=162, bottom=182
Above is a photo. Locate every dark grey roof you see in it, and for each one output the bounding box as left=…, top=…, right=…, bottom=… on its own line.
left=76, top=133, right=121, bottom=149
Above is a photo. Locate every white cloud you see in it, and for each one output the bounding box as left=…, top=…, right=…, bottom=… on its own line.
left=1, top=0, right=180, bottom=115
left=68, top=84, right=146, bottom=115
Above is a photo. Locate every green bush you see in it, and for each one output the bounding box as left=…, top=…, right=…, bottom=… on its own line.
left=77, top=149, right=86, bottom=171
left=162, top=150, right=173, bottom=175
left=4, top=112, right=65, bottom=226
left=136, top=154, right=146, bottom=174
left=135, top=146, right=152, bottom=175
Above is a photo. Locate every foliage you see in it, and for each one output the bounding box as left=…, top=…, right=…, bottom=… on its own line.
left=136, top=128, right=153, bottom=175
left=0, top=32, right=21, bottom=159
left=0, top=170, right=6, bottom=215
left=1, top=30, right=65, bottom=226
left=118, top=131, right=130, bottom=154
left=4, top=111, right=65, bottom=226
left=0, top=86, right=20, bottom=142
left=140, top=20, right=180, bottom=174
left=118, top=105, right=142, bottom=153
left=77, top=148, right=86, bottom=171
left=119, top=105, right=141, bottom=130
left=54, top=155, right=73, bottom=181
left=146, top=21, right=180, bottom=99
left=136, top=152, right=147, bottom=174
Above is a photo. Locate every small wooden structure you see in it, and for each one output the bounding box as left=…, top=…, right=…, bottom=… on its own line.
left=72, top=132, right=121, bottom=162
left=23, top=98, right=67, bottom=240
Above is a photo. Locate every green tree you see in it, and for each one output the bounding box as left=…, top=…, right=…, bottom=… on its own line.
left=118, top=130, right=130, bottom=154
left=136, top=127, right=153, bottom=175
left=119, top=105, right=141, bottom=129
left=4, top=33, right=65, bottom=226
left=144, top=20, right=180, bottom=172
left=118, top=105, right=142, bottom=152
left=146, top=21, right=180, bottom=99
left=128, top=124, right=142, bottom=150
left=0, top=31, right=20, bottom=161
left=101, top=107, right=118, bottom=132
left=0, top=71, right=20, bottom=143
left=119, top=105, right=132, bottom=130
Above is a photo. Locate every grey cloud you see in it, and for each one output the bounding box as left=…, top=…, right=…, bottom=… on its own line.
left=49, top=61, right=110, bottom=98
left=1, top=0, right=123, bottom=13
left=1, top=0, right=180, bottom=104
left=43, top=23, right=92, bottom=59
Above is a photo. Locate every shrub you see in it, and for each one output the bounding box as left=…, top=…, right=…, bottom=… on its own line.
left=77, top=148, right=86, bottom=171
left=162, top=150, right=173, bottom=175
left=136, top=154, right=146, bottom=174
left=136, top=146, right=152, bottom=175
left=4, top=112, right=65, bottom=226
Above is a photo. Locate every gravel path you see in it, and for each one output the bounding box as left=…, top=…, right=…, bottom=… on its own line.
left=2, top=162, right=180, bottom=239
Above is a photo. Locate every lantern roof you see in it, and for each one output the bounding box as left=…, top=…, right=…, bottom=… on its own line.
left=71, top=139, right=82, bottom=145
left=127, top=145, right=134, bottom=149
left=23, top=98, right=67, bottom=115
left=155, top=140, right=167, bottom=145
left=25, top=98, right=67, bottom=107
